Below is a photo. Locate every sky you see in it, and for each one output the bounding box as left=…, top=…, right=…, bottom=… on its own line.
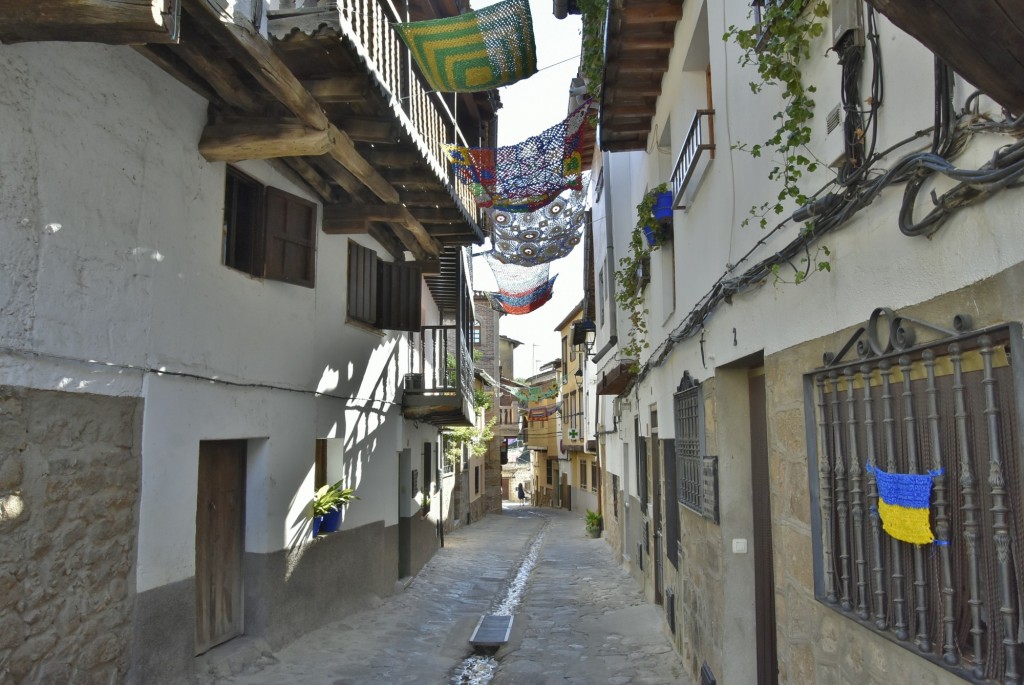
left=471, top=0, right=584, bottom=379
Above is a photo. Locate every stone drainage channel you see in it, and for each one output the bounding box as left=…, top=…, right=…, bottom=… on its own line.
left=450, top=515, right=549, bottom=684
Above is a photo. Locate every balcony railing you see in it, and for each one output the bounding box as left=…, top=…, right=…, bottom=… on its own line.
left=670, top=109, right=715, bottom=209
left=403, top=323, right=474, bottom=426
left=328, top=0, right=479, bottom=221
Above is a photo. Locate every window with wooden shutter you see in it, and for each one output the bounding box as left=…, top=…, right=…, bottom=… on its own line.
left=348, top=240, right=423, bottom=332
left=377, top=260, right=422, bottom=331
left=264, top=187, right=316, bottom=288
left=347, top=241, right=378, bottom=326
left=223, top=167, right=316, bottom=288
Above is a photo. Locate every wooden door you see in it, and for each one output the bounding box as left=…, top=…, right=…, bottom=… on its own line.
left=195, top=440, right=246, bottom=655
left=749, top=370, right=778, bottom=683
left=651, top=426, right=663, bottom=605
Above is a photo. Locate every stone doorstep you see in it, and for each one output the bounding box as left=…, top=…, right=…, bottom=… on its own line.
left=193, top=635, right=277, bottom=682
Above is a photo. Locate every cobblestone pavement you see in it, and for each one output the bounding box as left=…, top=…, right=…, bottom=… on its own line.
left=221, top=505, right=688, bottom=685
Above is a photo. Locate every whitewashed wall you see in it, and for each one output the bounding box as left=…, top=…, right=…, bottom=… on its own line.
left=626, top=0, right=1024, bottom=390
left=0, top=42, right=439, bottom=593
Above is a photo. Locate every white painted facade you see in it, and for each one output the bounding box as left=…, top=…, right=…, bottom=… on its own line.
left=590, top=1, right=1024, bottom=682
left=0, top=36, right=447, bottom=645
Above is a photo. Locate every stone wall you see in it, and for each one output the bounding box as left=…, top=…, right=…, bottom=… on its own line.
left=766, top=266, right=1024, bottom=684
left=0, top=386, right=141, bottom=683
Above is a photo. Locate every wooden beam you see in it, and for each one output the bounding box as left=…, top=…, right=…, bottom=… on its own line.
left=619, top=3, right=682, bottom=24
left=133, top=45, right=222, bottom=105
left=170, top=24, right=262, bottom=111
left=303, top=76, right=369, bottom=103
left=864, top=0, right=1024, bottom=113
left=0, top=0, right=180, bottom=44
left=183, top=0, right=330, bottom=130
left=323, top=203, right=439, bottom=257
left=327, top=125, right=400, bottom=204
left=397, top=207, right=441, bottom=258
left=339, top=116, right=398, bottom=144
left=360, top=148, right=422, bottom=168
left=199, top=119, right=333, bottom=161
left=278, top=158, right=335, bottom=203
left=313, top=156, right=367, bottom=199
left=324, top=203, right=407, bottom=225
left=400, top=190, right=456, bottom=206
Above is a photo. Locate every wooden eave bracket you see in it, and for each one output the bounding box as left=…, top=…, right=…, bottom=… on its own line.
left=0, top=0, right=181, bottom=45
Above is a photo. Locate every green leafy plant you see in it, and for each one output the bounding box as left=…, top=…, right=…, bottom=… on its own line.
left=444, top=417, right=497, bottom=465
left=578, top=0, right=608, bottom=99
left=613, top=184, right=671, bottom=367
left=585, top=509, right=603, bottom=528
left=311, top=480, right=357, bottom=517
left=473, top=386, right=494, bottom=412
left=724, top=1, right=830, bottom=229
left=636, top=183, right=672, bottom=248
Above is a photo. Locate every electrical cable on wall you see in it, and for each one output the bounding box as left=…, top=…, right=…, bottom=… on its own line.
left=631, top=6, right=1024, bottom=387
left=0, top=345, right=401, bottom=407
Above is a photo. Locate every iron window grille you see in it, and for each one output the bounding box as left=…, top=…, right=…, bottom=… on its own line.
left=612, top=474, right=620, bottom=520
left=674, top=371, right=717, bottom=522
left=804, top=308, right=1024, bottom=683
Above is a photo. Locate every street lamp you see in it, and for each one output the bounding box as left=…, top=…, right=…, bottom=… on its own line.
left=574, top=367, right=584, bottom=389
left=574, top=318, right=597, bottom=356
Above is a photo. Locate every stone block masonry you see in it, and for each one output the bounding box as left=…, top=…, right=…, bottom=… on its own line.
left=0, top=386, right=142, bottom=683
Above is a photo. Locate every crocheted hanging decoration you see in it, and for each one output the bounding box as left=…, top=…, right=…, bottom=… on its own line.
left=393, top=0, right=537, bottom=92
left=866, top=463, right=937, bottom=545
left=489, top=188, right=586, bottom=266
left=444, top=99, right=592, bottom=212
left=484, top=275, right=557, bottom=315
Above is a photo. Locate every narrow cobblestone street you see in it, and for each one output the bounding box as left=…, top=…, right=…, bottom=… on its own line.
left=219, top=506, right=688, bottom=685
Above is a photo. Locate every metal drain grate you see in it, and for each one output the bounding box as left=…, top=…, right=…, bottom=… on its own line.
left=469, top=615, right=513, bottom=647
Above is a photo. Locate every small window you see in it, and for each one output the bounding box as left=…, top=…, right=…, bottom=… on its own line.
left=474, top=465, right=480, bottom=495
left=591, top=461, right=598, bottom=493
left=579, top=460, right=587, bottom=488
left=545, top=458, right=553, bottom=486
left=472, top=322, right=481, bottom=344
left=612, top=474, right=620, bottom=519
left=223, top=167, right=316, bottom=287
left=347, top=240, right=422, bottom=331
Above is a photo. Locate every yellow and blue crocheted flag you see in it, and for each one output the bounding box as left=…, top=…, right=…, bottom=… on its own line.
left=867, top=463, right=936, bottom=545
left=394, top=0, right=537, bottom=93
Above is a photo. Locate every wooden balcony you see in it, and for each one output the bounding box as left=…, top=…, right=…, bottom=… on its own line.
left=127, top=0, right=497, bottom=266
left=599, top=0, right=683, bottom=151
left=403, top=323, right=475, bottom=427
left=670, top=109, right=715, bottom=209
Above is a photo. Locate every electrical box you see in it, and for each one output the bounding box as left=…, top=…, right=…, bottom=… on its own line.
left=832, top=0, right=864, bottom=48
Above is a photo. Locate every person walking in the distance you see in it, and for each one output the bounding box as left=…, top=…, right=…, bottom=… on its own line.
left=517, top=482, right=526, bottom=506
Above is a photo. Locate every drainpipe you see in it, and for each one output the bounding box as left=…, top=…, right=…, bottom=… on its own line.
left=593, top=152, right=618, bottom=365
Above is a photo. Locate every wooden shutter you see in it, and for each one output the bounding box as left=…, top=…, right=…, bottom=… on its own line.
left=264, top=187, right=316, bottom=288
left=347, top=241, right=378, bottom=325
left=377, top=261, right=422, bottom=331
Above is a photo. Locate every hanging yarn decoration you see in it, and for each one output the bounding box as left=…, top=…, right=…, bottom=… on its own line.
left=444, top=99, right=592, bottom=212
left=488, top=188, right=586, bottom=266
left=484, top=275, right=557, bottom=315
left=866, top=463, right=938, bottom=545
left=483, top=254, right=557, bottom=314
left=393, top=0, right=537, bottom=92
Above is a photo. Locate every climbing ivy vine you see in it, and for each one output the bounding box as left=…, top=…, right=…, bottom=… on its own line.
left=724, top=1, right=830, bottom=229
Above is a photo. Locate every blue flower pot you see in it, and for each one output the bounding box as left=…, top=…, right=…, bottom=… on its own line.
left=320, top=508, right=342, bottom=534
left=652, top=191, right=673, bottom=221
left=312, top=515, right=323, bottom=538
left=643, top=225, right=659, bottom=248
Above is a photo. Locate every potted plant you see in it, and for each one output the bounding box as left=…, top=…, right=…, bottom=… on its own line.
left=311, top=479, right=357, bottom=537
left=420, top=494, right=431, bottom=518
left=637, top=183, right=673, bottom=249
left=585, top=509, right=603, bottom=538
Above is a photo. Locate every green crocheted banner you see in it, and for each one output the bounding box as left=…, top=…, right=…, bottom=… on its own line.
left=394, top=0, right=537, bottom=92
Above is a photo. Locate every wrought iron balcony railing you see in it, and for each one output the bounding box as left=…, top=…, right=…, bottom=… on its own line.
left=670, top=109, right=715, bottom=210
left=403, top=323, right=474, bottom=426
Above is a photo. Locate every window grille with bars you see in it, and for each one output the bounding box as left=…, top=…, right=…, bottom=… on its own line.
left=674, top=373, right=718, bottom=523
left=612, top=474, right=620, bottom=519
left=805, top=312, right=1024, bottom=683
